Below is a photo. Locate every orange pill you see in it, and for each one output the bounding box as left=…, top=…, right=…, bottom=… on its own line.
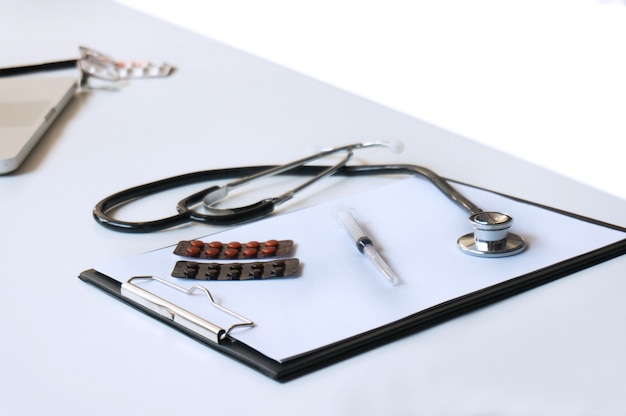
left=208, top=241, right=223, bottom=249
left=186, top=246, right=201, bottom=257
left=228, top=241, right=242, bottom=249
left=190, top=240, right=205, bottom=248
left=246, top=241, right=260, bottom=249
left=205, top=248, right=221, bottom=258
left=224, top=248, right=239, bottom=258
left=261, top=246, right=277, bottom=256
left=243, top=248, right=258, bottom=258
left=265, top=239, right=279, bottom=247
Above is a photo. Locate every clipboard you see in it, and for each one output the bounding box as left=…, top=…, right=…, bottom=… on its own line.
left=79, top=178, right=626, bottom=382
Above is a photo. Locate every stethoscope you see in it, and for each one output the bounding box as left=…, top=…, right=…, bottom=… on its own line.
left=93, top=141, right=526, bottom=257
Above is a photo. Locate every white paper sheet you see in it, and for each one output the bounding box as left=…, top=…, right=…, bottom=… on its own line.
left=96, top=178, right=626, bottom=362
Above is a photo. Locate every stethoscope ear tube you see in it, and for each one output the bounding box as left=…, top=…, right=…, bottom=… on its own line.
left=92, top=182, right=190, bottom=233
left=92, top=166, right=281, bottom=233
left=178, top=185, right=279, bottom=226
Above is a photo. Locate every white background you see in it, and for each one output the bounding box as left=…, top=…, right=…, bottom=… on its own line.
left=119, top=0, right=626, bottom=200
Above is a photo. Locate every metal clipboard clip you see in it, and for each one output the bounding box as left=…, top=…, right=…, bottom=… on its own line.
left=121, top=276, right=254, bottom=344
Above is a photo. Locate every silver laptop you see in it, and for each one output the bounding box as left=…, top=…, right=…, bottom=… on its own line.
left=0, top=76, right=77, bottom=174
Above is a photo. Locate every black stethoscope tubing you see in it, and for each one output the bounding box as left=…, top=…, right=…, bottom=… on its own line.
left=93, top=164, right=481, bottom=233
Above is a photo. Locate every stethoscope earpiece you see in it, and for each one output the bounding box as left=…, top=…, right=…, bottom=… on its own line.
left=457, top=212, right=526, bottom=257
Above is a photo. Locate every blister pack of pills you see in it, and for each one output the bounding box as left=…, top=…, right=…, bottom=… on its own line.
left=171, top=259, right=300, bottom=281
left=173, top=239, right=294, bottom=260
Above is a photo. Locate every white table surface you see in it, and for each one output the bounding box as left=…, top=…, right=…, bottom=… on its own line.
left=1, top=1, right=625, bottom=415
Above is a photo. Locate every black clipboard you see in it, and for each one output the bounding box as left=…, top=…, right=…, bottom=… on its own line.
left=78, top=180, right=626, bottom=382
left=79, top=238, right=626, bottom=382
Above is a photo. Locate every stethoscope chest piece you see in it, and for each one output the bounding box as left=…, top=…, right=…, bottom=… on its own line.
left=457, top=212, right=526, bottom=258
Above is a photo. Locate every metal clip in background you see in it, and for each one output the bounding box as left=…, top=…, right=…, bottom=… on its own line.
left=77, top=46, right=176, bottom=88
left=0, top=45, right=176, bottom=89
